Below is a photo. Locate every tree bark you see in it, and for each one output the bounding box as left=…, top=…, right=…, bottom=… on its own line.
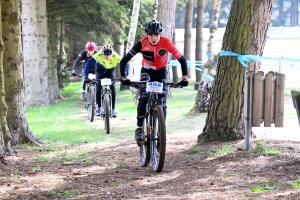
left=206, top=0, right=222, bottom=62
left=47, top=18, right=57, bottom=104
left=48, top=19, right=62, bottom=100
left=157, top=0, right=177, bottom=98
left=36, top=0, right=49, bottom=106
left=22, top=0, right=41, bottom=107
left=198, top=0, right=274, bottom=144
left=0, top=0, right=7, bottom=159
left=152, top=0, right=158, bottom=20
left=184, top=0, right=194, bottom=76
left=157, top=0, right=176, bottom=41
left=125, top=0, right=140, bottom=81
left=195, top=0, right=204, bottom=82
left=3, top=0, right=45, bottom=146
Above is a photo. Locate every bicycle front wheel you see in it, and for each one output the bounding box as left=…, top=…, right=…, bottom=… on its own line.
left=140, top=113, right=150, bottom=167
left=103, top=93, right=110, bottom=134
left=87, top=85, right=95, bottom=122
left=150, top=105, right=166, bottom=173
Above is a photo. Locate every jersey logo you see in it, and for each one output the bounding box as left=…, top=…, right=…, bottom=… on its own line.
left=158, top=48, right=167, bottom=56
left=140, top=73, right=150, bottom=81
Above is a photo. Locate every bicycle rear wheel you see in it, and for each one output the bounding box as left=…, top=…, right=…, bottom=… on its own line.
left=139, top=113, right=150, bottom=167
left=150, top=105, right=166, bottom=173
left=103, top=93, right=110, bottom=134
left=87, top=85, right=95, bottom=122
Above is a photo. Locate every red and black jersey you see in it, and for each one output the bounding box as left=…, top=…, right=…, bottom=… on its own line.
left=120, top=36, right=187, bottom=77
left=139, top=36, right=182, bottom=70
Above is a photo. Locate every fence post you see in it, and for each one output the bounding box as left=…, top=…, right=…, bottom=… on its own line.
left=275, top=74, right=285, bottom=127
left=264, top=72, right=275, bottom=127
left=252, top=72, right=264, bottom=127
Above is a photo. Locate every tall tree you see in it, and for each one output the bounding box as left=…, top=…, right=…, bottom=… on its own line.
left=22, top=0, right=41, bottom=107
left=157, top=0, right=177, bottom=85
left=36, top=0, right=49, bottom=105
left=206, top=0, right=222, bottom=62
left=191, top=0, right=222, bottom=114
left=157, top=0, right=177, bottom=41
left=0, top=0, right=7, bottom=160
left=152, top=0, right=159, bottom=20
left=195, top=0, right=205, bottom=83
left=125, top=0, right=141, bottom=80
left=183, top=0, right=194, bottom=76
left=198, top=0, right=274, bottom=144
left=3, top=0, right=44, bottom=146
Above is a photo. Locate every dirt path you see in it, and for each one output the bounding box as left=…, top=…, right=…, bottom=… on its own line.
left=1, top=97, right=300, bottom=199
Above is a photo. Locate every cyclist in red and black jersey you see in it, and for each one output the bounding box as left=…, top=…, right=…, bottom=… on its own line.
left=71, top=41, right=98, bottom=100
left=120, top=20, right=189, bottom=141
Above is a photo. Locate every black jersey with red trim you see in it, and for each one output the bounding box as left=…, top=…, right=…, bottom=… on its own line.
left=72, top=49, right=98, bottom=71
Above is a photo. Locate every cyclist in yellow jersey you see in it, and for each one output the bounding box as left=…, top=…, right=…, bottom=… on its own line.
left=84, top=44, right=129, bottom=117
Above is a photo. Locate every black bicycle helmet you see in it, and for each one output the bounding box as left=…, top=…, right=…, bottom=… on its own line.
left=102, top=44, right=113, bottom=56
left=144, top=20, right=163, bottom=34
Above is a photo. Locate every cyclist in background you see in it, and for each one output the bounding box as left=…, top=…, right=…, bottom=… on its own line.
left=120, top=20, right=189, bottom=141
left=72, top=41, right=98, bottom=101
left=84, top=44, right=129, bottom=117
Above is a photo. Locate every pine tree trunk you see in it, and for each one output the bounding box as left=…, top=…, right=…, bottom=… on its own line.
left=22, top=0, right=41, bottom=107
left=2, top=0, right=45, bottom=146
left=157, top=0, right=177, bottom=94
left=0, top=0, right=7, bottom=159
left=206, top=0, right=222, bottom=62
left=195, top=0, right=204, bottom=82
left=47, top=19, right=56, bottom=103
left=198, top=0, right=274, bottom=144
left=184, top=0, right=194, bottom=76
left=36, top=0, right=49, bottom=106
left=152, top=0, right=158, bottom=20
left=125, top=0, right=140, bottom=81
left=157, top=0, right=176, bottom=41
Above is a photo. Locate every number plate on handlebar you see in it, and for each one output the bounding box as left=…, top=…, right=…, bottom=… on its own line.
left=146, top=82, right=163, bottom=93
left=101, top=78, right=112, bottom=86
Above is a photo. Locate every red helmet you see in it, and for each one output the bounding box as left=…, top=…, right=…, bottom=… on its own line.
left=85, top=41, right=96, bottom=51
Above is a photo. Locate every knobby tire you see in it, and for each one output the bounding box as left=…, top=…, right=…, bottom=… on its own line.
left=150, top=105, right=166, bottom=173
left=87, top=85, right=95, bottom=122
left=104, top=93, right=110, bottom=134
left=140, top=112, right=150, bottom=167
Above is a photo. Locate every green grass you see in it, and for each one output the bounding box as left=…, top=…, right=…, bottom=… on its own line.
left=25, top=79, right=298, bottom=149
left=293, top=176, right=300, bottom=189
left=250, top=181, right=271, bottom=193
left=207, top=145, right=234, bottom=157
left=26, top=81, right=201, bottom=147
left=253, top=142, right=282, bottom=156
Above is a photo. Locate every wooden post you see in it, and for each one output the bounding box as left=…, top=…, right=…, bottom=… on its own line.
left=264, top=72, right=275, bottom=127
left=275, top=74, right=285, bottom=127
left=252, top=71, right=264, bottom=127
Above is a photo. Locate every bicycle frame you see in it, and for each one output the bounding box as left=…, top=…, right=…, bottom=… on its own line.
left=100, top=78, right=119, bottom=134
left=128, top=80, right=182, bottom=173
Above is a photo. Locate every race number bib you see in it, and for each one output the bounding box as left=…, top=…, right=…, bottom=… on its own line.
left=146, top=82, right=163, bottom=93
left=101, top=78, right=111, bottom=86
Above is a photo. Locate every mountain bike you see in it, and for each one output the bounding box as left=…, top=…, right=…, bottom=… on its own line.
left=84, top=79, right=97, bottom=122
left=128, top=80, right=184, bottom=173
left=99, top=78, right=120, bottom=134
left=75, top=74, right=96, bottom=122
